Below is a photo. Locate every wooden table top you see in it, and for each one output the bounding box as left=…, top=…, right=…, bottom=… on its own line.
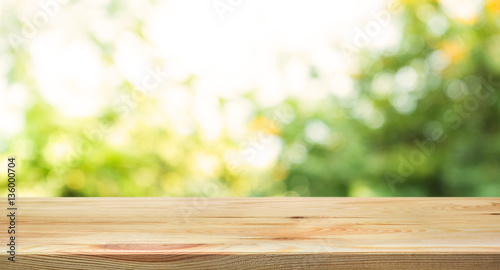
left=1, top=197, right=499, bottom=269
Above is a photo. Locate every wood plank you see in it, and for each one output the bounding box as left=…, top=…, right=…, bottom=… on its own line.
left=1, top=198, right=499, bottom=269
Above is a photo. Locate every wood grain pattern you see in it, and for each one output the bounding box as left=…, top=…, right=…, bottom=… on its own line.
left=1, top=198, right=499, bottom=269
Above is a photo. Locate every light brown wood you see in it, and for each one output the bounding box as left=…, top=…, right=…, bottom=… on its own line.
left=1, top=198, right=500, bottom=269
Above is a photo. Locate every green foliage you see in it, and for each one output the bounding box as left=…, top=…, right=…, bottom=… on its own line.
left=1, top=1, right=499, bottom=197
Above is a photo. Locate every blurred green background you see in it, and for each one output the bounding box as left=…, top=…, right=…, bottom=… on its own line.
left=1, top=0, right=499, bottom=196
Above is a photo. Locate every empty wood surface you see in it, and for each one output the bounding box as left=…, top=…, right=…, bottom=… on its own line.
left=1, top=197, right=499, bottom=269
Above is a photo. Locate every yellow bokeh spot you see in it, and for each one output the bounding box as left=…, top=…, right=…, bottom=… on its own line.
left=458, top=16, right=479, bottom=25
left=231, top=180, right=251, bottom=195
left=160, top=173, right=184, bottom=195
left=440, top=40, right=466, bottom=63
left=487, top=0, right=500, bottom=14
left=249, top=116, right=281, bottom=135
left=272, top=163, right=289, bottom=181
left=66, top=170, right=85, bottom=190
